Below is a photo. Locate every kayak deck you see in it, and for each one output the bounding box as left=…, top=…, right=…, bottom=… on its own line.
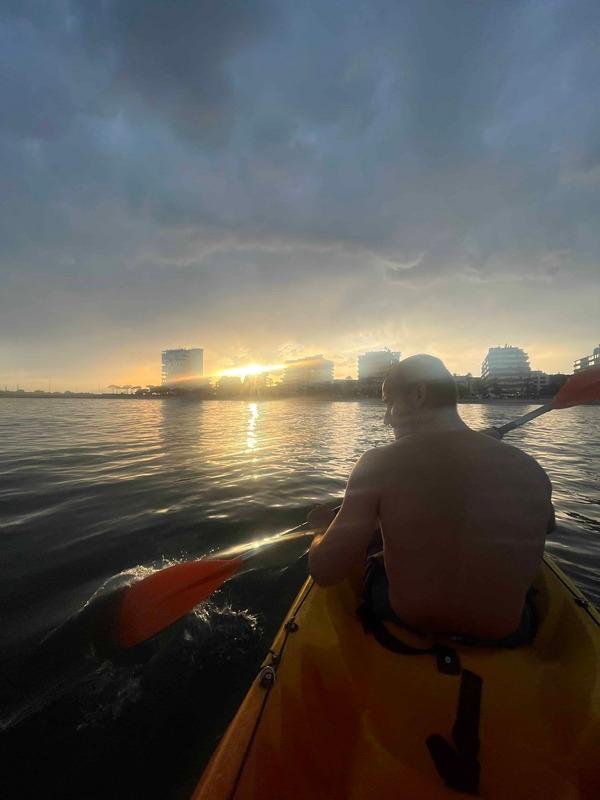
left=193, top=556, right=600, bottom=799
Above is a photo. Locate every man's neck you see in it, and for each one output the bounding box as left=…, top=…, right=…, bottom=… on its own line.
left=410, top=408, right=469, bottom=435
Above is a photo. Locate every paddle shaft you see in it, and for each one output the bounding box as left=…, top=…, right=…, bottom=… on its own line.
left=214, top=505, right=342, bottom=562
left=495, top=402, right=554, bottom=436
left=217, top=527, right=316, bottom=562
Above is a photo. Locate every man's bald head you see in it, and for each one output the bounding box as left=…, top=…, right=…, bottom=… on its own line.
left=383, top=355, right=457, bottom=409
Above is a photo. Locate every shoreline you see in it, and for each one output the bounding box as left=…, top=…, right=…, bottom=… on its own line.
left=2, top=393, right=596, bottom=406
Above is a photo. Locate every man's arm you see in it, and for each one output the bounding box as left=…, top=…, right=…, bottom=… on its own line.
left=308, top=451, right=380, bottom=586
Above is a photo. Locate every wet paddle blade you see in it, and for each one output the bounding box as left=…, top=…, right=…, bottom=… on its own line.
left=552, top=366, right=600, bottom=409
left=116, top=557, right=243, bottom=649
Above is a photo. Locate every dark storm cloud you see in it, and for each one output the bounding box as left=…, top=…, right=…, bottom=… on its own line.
left=76, top=0, right=271, bottom=144
left=1, top=0, right=599, bottom=381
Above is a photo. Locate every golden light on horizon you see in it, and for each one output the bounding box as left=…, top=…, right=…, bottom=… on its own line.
left=218, top=363, right=285, bottom=379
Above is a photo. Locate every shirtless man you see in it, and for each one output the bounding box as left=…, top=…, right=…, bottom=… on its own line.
left=308, top=354, right=554, bottom=640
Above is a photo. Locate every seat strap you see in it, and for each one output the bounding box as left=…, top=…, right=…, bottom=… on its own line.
left=357, top=603, right=461, bottom=675
left=426, top=669, right=483, bottom=796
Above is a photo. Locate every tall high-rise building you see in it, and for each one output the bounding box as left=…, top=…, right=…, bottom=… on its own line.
left=161, top=348, right=204, bottom=388
left=283, top=355, right=334, bottom=388
left=358, top=349, right=401, bottom=381
left=481, top=346, right=530, bottom=396
left=574, top=345, right=600, bottom=372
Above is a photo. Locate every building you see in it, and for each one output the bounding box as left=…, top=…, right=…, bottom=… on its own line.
left=453, top=373, right=483, bottom=398
left=242, top=373, right=271, bottom=398
left=161, top=348, right=204, bottom=388
left=574, top=345, right=600, bottom=372
left=282, top=355, right=334, bottom=389
left=357, top=349, right=401, bottom=381
left=216, top=376, right=243, bottom=395
left=528, top=370, right=549, bottom=394
left=481, top=346, right=531, bottom=396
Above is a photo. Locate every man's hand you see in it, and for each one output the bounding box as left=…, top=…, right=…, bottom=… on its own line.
left=480, top=427, right=503, bottom=440
left=307, top=504, right=336, bottom=531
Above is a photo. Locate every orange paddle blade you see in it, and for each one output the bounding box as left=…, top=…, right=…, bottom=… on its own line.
left=552, top=366, right=600, bottom=409
left=116, top=557, right=243, bottom=649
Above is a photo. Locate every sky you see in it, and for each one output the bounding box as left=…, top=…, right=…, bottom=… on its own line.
left=1, top=0, right=599, bottom=391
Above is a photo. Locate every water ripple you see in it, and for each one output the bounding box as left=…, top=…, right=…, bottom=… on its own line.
left=0, top=397, right=599, bottom=660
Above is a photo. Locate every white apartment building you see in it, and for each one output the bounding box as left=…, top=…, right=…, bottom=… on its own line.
left=481, top=346, right=531, bottom=396
left=283, top=355, right=334, bottom=387
left=161, top=348, right=204, bottom=388
left=574, top=345, right=600, bottom=372
left=358, top=349, right=401, bottom=381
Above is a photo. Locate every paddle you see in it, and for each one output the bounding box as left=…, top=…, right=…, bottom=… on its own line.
left=116, top=366, right=600, bottom=649
left=495, top=365, right=600, bottom=436
left=116, top=521, right=319, bottom=648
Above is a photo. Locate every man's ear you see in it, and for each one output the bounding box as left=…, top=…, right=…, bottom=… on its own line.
left=414, top=382, right=427, bottom=408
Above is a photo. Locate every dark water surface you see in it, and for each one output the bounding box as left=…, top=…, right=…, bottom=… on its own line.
left=1, top=398, right=599, bottom=798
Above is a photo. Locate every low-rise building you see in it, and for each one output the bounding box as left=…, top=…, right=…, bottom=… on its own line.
left=283, top=355, right=334, bottom=389
left=216, top=376, right=243, bottom=395
left=453, top=373, right=483, bottom=398
left=528, top=370, right=549, bottom=393
left=574, top=345, right=600, bottom=372
left=243, top=373, right=271, bottom=397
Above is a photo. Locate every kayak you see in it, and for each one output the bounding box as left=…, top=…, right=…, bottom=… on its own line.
left=192, top=555, right=600, bottom=799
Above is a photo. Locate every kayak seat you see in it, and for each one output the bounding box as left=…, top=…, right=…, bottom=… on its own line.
left=319, top=559, right=600, bottom=799
left=193, top=556, right=600, bottom=800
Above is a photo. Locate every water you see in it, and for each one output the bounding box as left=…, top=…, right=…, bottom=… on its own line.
left=1, top=398, right=599, bottom=798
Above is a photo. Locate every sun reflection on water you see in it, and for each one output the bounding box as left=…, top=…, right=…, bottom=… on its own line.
left=246, top=402, right=259, bottom=451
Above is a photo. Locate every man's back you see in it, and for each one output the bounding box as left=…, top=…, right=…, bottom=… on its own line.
left=377, top=430, right=552, bottom=638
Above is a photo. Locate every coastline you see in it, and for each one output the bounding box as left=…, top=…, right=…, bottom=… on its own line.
left=2, top=393, right=595, bottom=406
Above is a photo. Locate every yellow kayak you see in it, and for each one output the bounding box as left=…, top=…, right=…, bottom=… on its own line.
left=193, top=555, right=600, bottom=799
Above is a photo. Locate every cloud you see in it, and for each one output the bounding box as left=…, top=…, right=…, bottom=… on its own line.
left=76, top=0, right=271, bottom=144
left=1, top=0, right=599, bottom=386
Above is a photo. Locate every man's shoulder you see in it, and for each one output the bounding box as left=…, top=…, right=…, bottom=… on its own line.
left=354, top=446, right=384, bottom=472
left=497, top=440, right=552, bottom=485
left=359, top=442, right=405, bottom=463
left=494, top=436, right=545, bottom=465
left=354, top=442, right=409, bottom=477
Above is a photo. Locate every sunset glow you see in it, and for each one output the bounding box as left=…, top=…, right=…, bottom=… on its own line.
left=218, top=363, right=285, bottom=379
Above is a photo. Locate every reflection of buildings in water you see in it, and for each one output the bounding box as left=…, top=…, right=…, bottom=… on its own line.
left=157, top=397, right=207, bottom=476
left=158, top=395, right=205, bottom=439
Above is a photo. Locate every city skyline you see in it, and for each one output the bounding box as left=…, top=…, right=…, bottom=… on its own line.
left=2, top=340, right=591, bottom=394
left=2, top=3, right=599, bottom=392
